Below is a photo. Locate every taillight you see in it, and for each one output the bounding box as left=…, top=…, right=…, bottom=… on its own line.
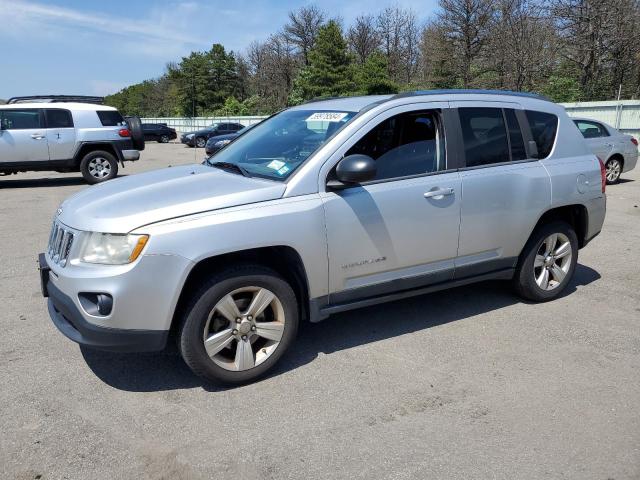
left=631, top=137, right=638, bottom=147
left=597, top=156, right=606, bottom=193
left=118, top=128, right=131, bottom=137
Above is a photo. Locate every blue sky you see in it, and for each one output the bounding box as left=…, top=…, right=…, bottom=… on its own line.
left=0, top=0, right=438, bottom=99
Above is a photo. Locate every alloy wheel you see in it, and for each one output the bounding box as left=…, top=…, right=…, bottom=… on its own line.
left=202, top=287, right=286, bottom=371
left=606, top=159, right=622, bottom=183
left=533, top=232, right=572, bottom=291
left=88, top=157, right=112, bottom=179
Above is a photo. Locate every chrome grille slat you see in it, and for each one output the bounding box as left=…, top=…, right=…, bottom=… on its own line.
left=47, top=221, right=74, bottom=267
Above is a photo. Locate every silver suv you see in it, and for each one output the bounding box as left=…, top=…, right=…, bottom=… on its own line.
left=0, top=95, right=145, bottom=184
left=39, top=90, right=607, bottom=384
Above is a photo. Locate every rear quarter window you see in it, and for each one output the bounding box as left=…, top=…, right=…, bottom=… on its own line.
left=96, top=110, right=125, bottom=127
left=525, top=110, right=558, bottom=158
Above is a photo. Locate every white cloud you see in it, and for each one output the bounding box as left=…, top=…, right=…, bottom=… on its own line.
left=0, top=0, right=207, bottom=45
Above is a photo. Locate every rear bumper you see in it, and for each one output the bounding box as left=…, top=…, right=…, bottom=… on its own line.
left=122, top=149, right=140, bottom=161
left=584, top=195, right=606, bottom=246
left=44, top=263, right=168, bottom=352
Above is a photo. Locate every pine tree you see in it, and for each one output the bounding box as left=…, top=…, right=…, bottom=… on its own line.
left=290, top=20, right=355, bottom=102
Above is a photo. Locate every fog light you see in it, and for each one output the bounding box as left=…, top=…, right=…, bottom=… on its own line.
left=78, top=292, right=113, bottom=316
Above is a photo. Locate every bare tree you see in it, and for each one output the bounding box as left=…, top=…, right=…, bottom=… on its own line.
left=348, top=15, right=381, bottom=64
left=436, top=0, right=496, bottom=88
left=283, top=5, right=326, bottom=65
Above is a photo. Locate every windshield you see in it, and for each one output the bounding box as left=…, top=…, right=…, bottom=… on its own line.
left=205, top=109, right=356, bottom=180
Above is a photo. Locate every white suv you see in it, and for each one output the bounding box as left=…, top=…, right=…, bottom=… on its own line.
left=0, top=95, right=145, bottom=184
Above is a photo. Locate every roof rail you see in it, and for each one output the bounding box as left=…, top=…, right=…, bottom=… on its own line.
left=7, top=95, right=105, bottom=105
left=391, top=89, right=552, bottom=102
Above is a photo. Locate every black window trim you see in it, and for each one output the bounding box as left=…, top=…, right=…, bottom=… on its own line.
left=324, top=107, right=458, bottom=190
left=0, top=107, right=45, bottom=130
left=44, top=108, right=74, bottom=129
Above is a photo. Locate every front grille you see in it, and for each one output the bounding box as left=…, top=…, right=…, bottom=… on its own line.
left=48, top=221, right=74, bottom=267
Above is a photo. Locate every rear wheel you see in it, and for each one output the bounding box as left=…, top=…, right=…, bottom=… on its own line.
left=178, top=265, right=298, bottom=384
left=513, top=221, right=578, bottom=302
left=605, top=157, right=622, bottom=184
left=79, top=150, right=118, bottom=184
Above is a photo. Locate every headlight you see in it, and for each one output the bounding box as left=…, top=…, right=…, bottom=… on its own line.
left=186, top=133, right=194, bottom=139
left=215, top=139, right=231, bottom=147
left=80, top=233, right=149, bottom=265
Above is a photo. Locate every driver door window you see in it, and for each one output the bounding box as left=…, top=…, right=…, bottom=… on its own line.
left=345, top=110, right=445, bottom=181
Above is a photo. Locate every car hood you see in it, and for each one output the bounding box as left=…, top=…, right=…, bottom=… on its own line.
left=57, top=164, right=286, bottom=233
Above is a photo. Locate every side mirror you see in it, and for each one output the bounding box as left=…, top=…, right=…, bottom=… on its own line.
left=528, top=140, right=539, bottom=159
left=330, top=154, right=377, bottom=189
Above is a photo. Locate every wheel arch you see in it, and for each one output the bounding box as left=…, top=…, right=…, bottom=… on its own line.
left=73, top=142, right=123, bottom=167
left=523, top=204, right=589, bottom=254
left=169, top=245, right=311, bottom=337
left=607, top=152, right=624, bottom=167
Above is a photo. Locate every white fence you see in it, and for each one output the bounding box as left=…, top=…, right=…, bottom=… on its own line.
left=143, top=100, right=640, bottom=139
left=141, top=116, right=267, bottom=134
left=562, top=100, right=640, bottom=139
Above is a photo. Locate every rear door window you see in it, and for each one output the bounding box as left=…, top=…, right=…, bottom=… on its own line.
left=96, top=110, right=125, bottom=126
left=574, top=120, right=609, bottom=139
left=1, top=109, right=41, bottom=130
left=525, top=110, right=558, bottom=158
left=458, top=108, right=510, bottom=167
left=45, top=109, right=74, bottom=128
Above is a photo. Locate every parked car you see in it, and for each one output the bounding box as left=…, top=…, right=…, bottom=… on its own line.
left=0, top=95, right=145, bottom=184
left=180, top=122, right=244, bottom=148
left=573, top=117, right=638, bottom=184
left=204, top=123, right=257, bottom=157
left=40, top=90, right=606, bottom=385
left=142, top=123, right=177, bottom=143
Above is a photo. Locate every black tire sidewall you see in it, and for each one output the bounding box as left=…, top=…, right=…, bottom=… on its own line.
left=160, top=135, right=169, bottom=143
left=196, top=137, right=206, bottom=148
left=79, top=151, right=118, bottom=184
left=126, top=116, right=146, bottom=151
left=179, top=266, right=299, bottom=384
left=514, top=221, right=578, bottom=302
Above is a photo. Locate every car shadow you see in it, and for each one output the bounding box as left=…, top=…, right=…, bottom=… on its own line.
left=616, top=178, right=634, bottom=184
left=80, top=263, right=601, bottom=393
left=0, top=175, right=129, bottom=188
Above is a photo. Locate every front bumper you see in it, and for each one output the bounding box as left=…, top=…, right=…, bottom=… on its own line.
left=122, top=149, right=140, bottom=161
left=39, top=251, right=192, bottom=352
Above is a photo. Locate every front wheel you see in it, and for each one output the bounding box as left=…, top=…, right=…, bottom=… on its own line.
left=513, top=221, right=578, bottom=302
left=79, top=151, right=118, bottom=184
left=159, top=134, right=170, bottom=143
left=178, top=265, right=299, bottom=384
left=605, top=157, right=622, bottom=184
left=195, top=137, right=206, bottom=148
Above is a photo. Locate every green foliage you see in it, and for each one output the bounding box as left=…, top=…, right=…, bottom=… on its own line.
left=290, top=21, right=356, bottom=102
left=540, top=75, right=582, bottom=103
left=354, top=52, right=398, bottom=94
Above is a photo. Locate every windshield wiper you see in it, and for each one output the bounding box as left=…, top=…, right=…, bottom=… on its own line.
left=210, top=161, right=251, bottom=177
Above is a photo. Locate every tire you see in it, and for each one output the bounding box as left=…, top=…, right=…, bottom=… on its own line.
left=79, top=150, right=118, bottom=184
left=126, top=116, right=146, bottom=151
left=159, top=134, right=170, bottom=143
left=195, top=136, right=206, bottom=148
left=605, top=157, right=622, bottom=184
left=513, top=221, right=578, bottom=302
left=178, top=265, right=299, bottom=385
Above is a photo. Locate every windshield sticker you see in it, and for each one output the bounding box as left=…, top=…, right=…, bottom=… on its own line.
left=267, top=159, right=286, bottom=170
left=276, top=165, right=290, bottom=176
left=305, top=112, right=349, bottom=122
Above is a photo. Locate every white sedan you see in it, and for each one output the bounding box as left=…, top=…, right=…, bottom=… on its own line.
left=573, top=118, right=639, bottom=184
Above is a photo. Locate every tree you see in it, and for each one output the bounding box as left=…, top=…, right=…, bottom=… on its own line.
left=436, top=0, right=496, bottom=88
left=283, top=5, right=326, bottom=65
left=290, top=20, right=355, bottom=101
left=348, top=15, right=380, bottom=65
left=355, top=52, right=398, bottom=94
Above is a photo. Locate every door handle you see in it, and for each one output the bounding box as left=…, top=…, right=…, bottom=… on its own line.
left=424, top=187, right=454, bottom=199
left=31, top=133, right=46, bottom=140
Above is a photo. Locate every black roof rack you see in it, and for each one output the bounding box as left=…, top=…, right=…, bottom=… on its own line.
left=392, top=89, right=551, bottom=102
left=7, top=95, right=105, bottom=105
